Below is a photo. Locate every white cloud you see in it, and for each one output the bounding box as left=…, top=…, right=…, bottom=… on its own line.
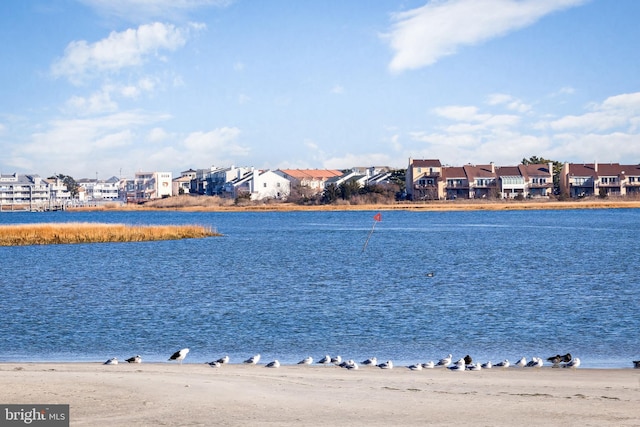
left=147, top=127, right=171, bottom=142
left=183, top=127, right=248, bottom=156
left=548, top=92, right=640, bottom=132
left=486, top=93, right=531, bottom=113
left=51, top=22, right=202, bottom=82
left=403, top=91, right=640, bottom=167
left=331, top=85, right=344, bottom=94
left=384, top=0, right=587, bottom=72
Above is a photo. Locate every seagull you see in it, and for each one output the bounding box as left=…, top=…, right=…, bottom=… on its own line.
left=495, top=359, right=510, bottom=368
left=344, top=360, right=359, bottom=370
left=437, top=354, right=452, bottom=367
left=633, top=360, right=640, bottom=369
left=207, top=361, right=221, bottom=368
left=215, top=355, right=230, bottom=365
left=243, top=354, right=260, bottom=364
left=547, top=353, right=572, bottom=366
left=265, top=360, right=280, bottom=368
left=407, top=363, right=423, bottom=371
left=126, top=355, right=141, bottom=364
left=318, top=355, right=331, bottom=364
left=361, top=357, right=377, bottom=366
left=104, top=357, right=118, bottom=365
left=421, top=361, right=435, bottom=369
left=467, top=362, right=482, bottom=371
left=515, top=357, right=527, bottom=368
left=377, top=360, right=393, bottom=369
left=481, top=361, right=492, bottom=369
left=297, top=356, right=313, bottom=365
left=169, top=348, right=189, bottom=364
left=331, top=355, right=342, bottom=365
left=426, top=272, right=435, bottom=277
left=526, top=357, right=543, bottom=368
left=562, top=357, right=580, bottom=369
left=448, top=360, right=466, bottom=371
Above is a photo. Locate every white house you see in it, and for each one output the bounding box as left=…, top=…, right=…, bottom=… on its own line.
left=223, top=169, right=290, bottom=200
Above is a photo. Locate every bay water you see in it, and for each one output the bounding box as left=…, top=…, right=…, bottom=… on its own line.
left=0, top=208, right=637, bottom=368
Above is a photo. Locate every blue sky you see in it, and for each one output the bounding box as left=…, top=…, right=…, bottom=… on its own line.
left=1, top=0, right=639, bottom=179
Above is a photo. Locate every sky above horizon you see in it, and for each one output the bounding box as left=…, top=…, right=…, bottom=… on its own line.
left=1, top=0, right=639, bottom=179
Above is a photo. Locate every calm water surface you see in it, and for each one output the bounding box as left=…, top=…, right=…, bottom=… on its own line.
left=0, top=209, right=637, bottom=368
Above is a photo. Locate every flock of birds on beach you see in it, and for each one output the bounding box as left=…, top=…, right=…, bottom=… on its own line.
left=98, top=349, right=639, bottom=371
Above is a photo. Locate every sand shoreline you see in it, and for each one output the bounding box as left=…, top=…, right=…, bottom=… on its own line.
left=2, top=363, right=638, bottom=426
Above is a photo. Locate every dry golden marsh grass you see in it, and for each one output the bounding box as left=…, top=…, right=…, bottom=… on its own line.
left=0, top=222, right=220, bottom=246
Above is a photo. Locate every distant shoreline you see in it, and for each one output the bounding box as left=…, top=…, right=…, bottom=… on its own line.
left=67, top=197, right=640, bottom=213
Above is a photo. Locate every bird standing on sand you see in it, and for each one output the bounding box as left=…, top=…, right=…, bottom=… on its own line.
left=515, top=357, right=527, bottom=368
left=344, top=360, right=358, bottom=370
left=463, top=355, right=473, bottom=365
left=481, top=361, right=492, bottom=369
left=265, top=360, right=280, bottom=368
left=169, top=348, right=189, bottom=364
left=318, top=355, right=331, bottom=364
left=126, top=355, right=141, bottom=364
left=361, top=357, right=377, bottom=366
left=104, top=357, right=118, bottom=365
left=297, top=356, right=313, bottom=365
left=215, top=355, right=230, bottom=365
left=243, top=354, right=260, bottom=364
left=377, top=360, right=393, bottom=369
left=422, top=361, right=435, bottom=369
left=495, top=359, right=510, bottom=368
left=437, top=354, right=453, bottom=367
left=331, top=355, right=342, bottom=365
left=562, top=357, right=580, bottom=369
left=207, top=361, right=221, bottom=368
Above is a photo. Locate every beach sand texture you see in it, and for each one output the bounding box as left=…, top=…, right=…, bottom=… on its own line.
left=1, top=363, right=638, bottom=426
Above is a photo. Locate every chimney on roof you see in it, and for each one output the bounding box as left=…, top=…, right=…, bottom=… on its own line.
left=594, top=161, right=598, bottom=172
left=490, top=162, right=495, bottom=173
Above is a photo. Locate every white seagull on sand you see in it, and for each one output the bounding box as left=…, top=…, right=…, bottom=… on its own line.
left=467, top=362, right=482, bottom=371
left=377, top=360, right=393, bottom=369
left=243, top=354, right=260, bottom=364
left=421, top=361, right=435, bottom=369
left=361, top=357, right=377, bottom=366
left=104, top=357, right=118, bottom=365
left=215, top=355, right=230, bottom=365
left=448, top=360, right=466, bottom=371
left=126, top=355, right=141, bottom=364
left=495, top=359, right=510, bottom=368
left=297, top=356, right=313, bottom=365
left=344, top=360, right=358, bottom=370
left=481, top=361, right=492, bottom=369
left=437, top=354, right=453, bottom=367
left=526, top=357, right=543, bottom=368
left=318, top=355, right=331, bottom=364
left=562, top=357, right=581, bottom=369
left=331, top=355, right=342, bottom=365
left=169, top=348, right=189, bottom=364
left=265, top=360, right=280, bottom=368
left=515, top=357, right=527, bottom=368
left=207, top=361, right=221, bottom=368
left=407, top=363, right=423, bottom=371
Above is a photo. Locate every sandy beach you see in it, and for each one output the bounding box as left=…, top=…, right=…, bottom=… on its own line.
left=1, top=363, right=638, bottom=426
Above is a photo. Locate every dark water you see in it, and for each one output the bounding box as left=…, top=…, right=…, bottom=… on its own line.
left=0, top=209, right=638, bottom=368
